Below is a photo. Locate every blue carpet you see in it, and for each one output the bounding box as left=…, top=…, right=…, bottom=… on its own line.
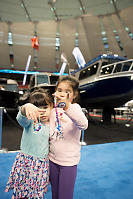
left=1, top=140, right=133, bottom=199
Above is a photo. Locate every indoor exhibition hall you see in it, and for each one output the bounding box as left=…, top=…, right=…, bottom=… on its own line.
left=0, top=0, right=133, bottom=199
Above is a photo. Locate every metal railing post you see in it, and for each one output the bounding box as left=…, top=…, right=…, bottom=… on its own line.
left=81, top=108, right=87, bottom=146
left=0, top=107, right=4, bottom=149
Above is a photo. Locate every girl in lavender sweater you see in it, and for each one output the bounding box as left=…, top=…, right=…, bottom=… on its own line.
left=49, top=75, right=88, bottom=199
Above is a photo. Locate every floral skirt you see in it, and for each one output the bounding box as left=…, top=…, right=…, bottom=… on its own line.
left=5, top=152, right=49, bottom=199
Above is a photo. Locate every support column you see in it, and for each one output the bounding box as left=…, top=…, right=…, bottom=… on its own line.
left=0, top=107, right=4, bottom=149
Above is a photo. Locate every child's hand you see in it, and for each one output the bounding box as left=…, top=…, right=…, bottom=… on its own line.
left=22, top=103, right=45, bottom=123
left=53, top=92, right=70, bottom=111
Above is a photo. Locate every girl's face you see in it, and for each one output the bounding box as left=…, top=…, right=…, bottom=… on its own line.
left=56, top=81, right=76, bottom=103
left=39, top=104, right=52, bottom=123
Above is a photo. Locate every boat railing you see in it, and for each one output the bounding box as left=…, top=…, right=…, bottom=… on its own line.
left=99, top=59, right=133, bottom=77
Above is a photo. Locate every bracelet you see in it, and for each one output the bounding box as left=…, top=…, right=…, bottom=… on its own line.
left=57, top=102, right=66, bottom=108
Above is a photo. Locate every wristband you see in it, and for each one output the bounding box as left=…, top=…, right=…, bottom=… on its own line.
left=57, top=102, right=66, bottom=108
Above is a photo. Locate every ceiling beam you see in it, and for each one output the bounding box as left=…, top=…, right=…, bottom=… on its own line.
left=20, top=0, right=32, bottom=22
left=48, top=1, right=60, bottom=21
left=78, top=0, right=86, bottom=15
left=111, top=0, right=120, bottom=18
left=112, top=0, right=133, bottom=40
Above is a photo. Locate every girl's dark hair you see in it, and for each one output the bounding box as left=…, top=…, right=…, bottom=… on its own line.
left=29, top=88, right=53, bottom=107
left=56, top=75, right=80, bottom=103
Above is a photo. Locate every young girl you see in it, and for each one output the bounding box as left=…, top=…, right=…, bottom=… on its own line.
left=5, top=88, right=53, bottom=199
left=49, top=75, right=88, bottom=199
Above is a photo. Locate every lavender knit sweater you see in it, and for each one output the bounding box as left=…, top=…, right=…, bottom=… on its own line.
left=49, top=103, right=88, bottom=166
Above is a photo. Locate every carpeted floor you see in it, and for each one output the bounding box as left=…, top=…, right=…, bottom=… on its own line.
left=1, top=140, right=133, bottom=199
left=1, top=111, right=133, bottom=198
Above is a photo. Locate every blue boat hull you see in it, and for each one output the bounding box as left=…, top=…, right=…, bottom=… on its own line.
left=79, top=76, right=133, bottom=108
